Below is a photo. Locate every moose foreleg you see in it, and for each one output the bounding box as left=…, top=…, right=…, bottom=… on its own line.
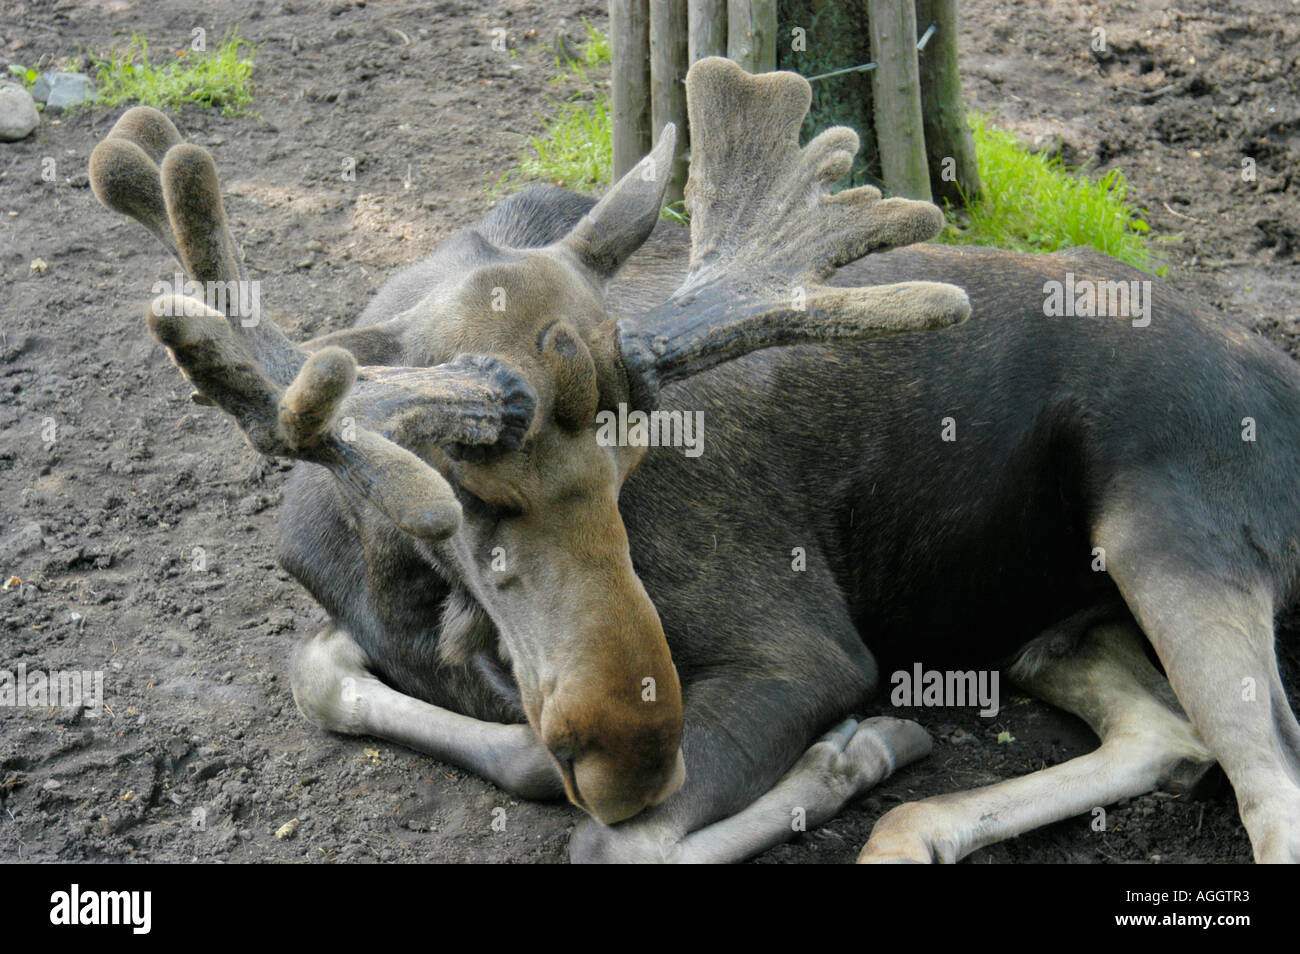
left=1097, top=522, right=1300, bottom=863
left=659, top=717, right=929, bottom=863
left=290, top=625, right=563, bottom=800
left=569, top=701, right=930, bottom=863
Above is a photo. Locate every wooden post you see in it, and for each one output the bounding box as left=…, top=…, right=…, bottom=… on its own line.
left=688, top=0, right=726, bottom=64
left=727, top=0, right=775, bottom=73
left=867, top=0, right=932, bottom=201
left=916, top=0, right=981, bottom=205
left=650, top=0, right=689, bottom=203
left=611, top=0, right=652, bottom=181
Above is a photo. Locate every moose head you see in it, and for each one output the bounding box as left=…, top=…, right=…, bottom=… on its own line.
left=89, top=57, right=970, bottom=824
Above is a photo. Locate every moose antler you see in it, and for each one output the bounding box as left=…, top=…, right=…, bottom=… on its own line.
left=616, top=57, right=972, bottom=408
left=90, top=107, right=535, bottom=539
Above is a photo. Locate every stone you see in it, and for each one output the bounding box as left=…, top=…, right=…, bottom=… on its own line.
left=31, top=72, right=94, bottom=111
left=0, top=84, right=39, bottom=141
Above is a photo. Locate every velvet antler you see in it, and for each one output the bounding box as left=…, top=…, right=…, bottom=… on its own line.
left=615, top=58, right=971, bottom=408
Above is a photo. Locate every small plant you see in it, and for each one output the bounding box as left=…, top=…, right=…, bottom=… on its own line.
left=513, top=22, right=615, bottom=194
left=90, top=30, right=255, bottom=116
left=6, top=64, right=39, bottom=88
left=941, top=114, right=1163, bottom=274
left=661, top=201, right=689, bottom=226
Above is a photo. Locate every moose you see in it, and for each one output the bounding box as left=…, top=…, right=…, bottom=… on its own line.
left=89, top=57, right=1300, bottom=863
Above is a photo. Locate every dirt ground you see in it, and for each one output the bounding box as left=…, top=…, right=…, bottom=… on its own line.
left=1, top=0, right=1297, bottom=864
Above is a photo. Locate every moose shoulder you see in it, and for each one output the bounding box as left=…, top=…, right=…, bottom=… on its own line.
left=90, top=57, right=1300, bottom=863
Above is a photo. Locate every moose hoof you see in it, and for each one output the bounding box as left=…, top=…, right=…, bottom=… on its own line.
left=857, top=802, right=956, bottom=864
left=800, top=717, right=932, bottom=800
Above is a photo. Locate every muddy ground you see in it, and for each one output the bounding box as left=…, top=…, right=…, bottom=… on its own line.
left=1, top=0, right=1297, bottom=864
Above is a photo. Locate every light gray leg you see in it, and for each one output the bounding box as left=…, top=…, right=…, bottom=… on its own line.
left=289, top=625, right=563, bottom=800
left=1100, top=573, right=1300, bottom=860
left=1095, top=499, right=1300, bottom=863
left=858, top=621, right=1215, bottom=863
left=574, top=716, right=931, bottom=863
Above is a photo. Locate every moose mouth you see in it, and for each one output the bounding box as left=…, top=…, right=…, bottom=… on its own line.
left=553, top=745, right=686, bottom=825
left=558, top=757, right=589, bottom=815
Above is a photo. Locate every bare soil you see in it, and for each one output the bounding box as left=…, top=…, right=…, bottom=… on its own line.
left=1, top=0, right=1297, bottom=864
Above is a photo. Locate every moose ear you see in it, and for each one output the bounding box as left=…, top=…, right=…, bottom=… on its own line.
left=559, top=124, right=677, bottom=281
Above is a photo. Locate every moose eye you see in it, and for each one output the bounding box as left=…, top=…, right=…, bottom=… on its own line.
left=453, top=482, right=522, bottom=522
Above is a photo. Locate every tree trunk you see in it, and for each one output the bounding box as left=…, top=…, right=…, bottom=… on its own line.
left=867, top=0, right=931, bottom=200
left=611, top=0, right=652, bottom=180
left=916, top=0, right=981, bottom=205
left=688, top=0, right=727, bottom=63
left=727, top=0, right=776, bottom=73
left=650, top=0, right=689, bottom=203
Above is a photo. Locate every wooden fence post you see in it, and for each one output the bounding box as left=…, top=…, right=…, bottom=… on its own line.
left=650, top=0, right=689, bottom=203
left=867, top=0, right=932, bottom=200
left=726, top=0, right=776, bottom=73
left=916, top=0, right=981, bottom=204
left=688, top=0, right=726, bottom=63
left=611, top=0, right=652, bottom=180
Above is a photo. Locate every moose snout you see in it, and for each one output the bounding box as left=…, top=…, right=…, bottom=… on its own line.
left=561, top=744, right=686, bottom=825
left=539, top=675, right=685, bottom=825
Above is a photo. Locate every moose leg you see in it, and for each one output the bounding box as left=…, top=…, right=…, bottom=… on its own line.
left=289, top=625, right=563, bottom=800
left=569, top=709, right=930, bottom=864
left=567, top=620, right=932, bottom=864
left=653, top=716, right=930, bottom=863
left=1096, top=508, right=1300, bottom=863
left=858, top=618, right=1215, bottom=863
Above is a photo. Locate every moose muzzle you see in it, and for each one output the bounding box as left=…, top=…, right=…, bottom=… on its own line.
left=528, top=578, right=686, bottom=825
left=540, top=679, right=686, bottom=825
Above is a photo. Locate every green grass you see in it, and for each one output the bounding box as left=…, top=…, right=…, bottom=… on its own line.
left=507, top=20, right=615, bottom=193
left=90, top=31, right=255, bottom=116
left=553, top=18, right=610, bottom=70
left=942, top=113, right=1163, bottom=273
left=516, top=95, right=612, bottom=192
left=577, top=19, right=610, bottom=68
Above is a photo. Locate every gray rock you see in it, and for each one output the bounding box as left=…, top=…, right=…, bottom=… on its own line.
left=31, top=72, right=94, bottom=111
left=0, top=522, right=45, bottom=563
left=0, top=84, right=39, bottom=141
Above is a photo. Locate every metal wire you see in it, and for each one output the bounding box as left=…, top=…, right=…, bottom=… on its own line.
left=805, top=22, right=938, bottom=83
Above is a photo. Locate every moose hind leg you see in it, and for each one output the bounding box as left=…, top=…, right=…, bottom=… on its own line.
left=290, top=625, right=563, bottom=800
left=858, top=618, right=1214, bottom=863
left=1096, top=509, right=1300, bottom=863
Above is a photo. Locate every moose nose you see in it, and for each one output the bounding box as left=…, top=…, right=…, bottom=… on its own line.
left=565, top=745, right=686, bottom=825
left=539, top=680, right=685, bottom=824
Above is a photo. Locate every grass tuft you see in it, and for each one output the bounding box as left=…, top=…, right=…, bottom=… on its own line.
left=578, top=19, right=611, bottom=68
left=90, top=30, right=255, bottom=116
left=516, top=96, right=612, bottom=192
left=941, top=114, right=1163, bottom=273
